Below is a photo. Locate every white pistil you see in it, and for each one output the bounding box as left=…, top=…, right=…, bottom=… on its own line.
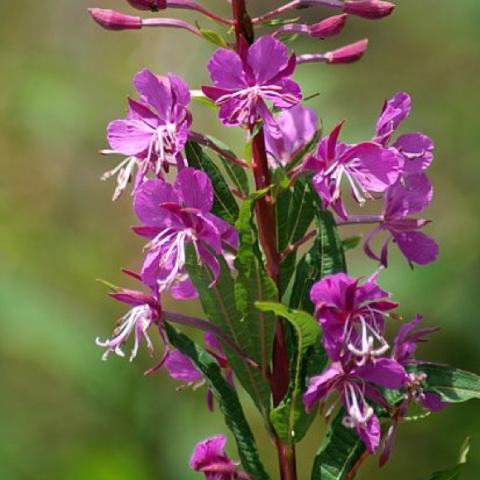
left=342, top=383, right=373, bottom=429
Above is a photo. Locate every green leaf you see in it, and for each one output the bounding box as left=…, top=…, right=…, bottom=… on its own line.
left=286, top=130, right=322, bottom=173
left=311, top=410, right=366, bottom=480
left=184, top=246, right=271, bottom=417
left=192, top=95, right=217, bottom=111
left=276, top=177, right=316, bottom=296
left=256, top=302, right=322, bottom=444
left=233, top=194, right=279, bottom=415
left=262, top=17, right=301, bottom=27
left=342, top=236, right=362, bottom=252
left=164, top=324, right=270, bottom=480
left=198, top=28, right=228, bottom=47
left=290, top=195, right=346, bottom=313
left=185, top=141, right=239, bottom=224
left=421, top=437, right=470, bottom=480
left=203, top=134, right=250, bottom=195
left=411, top=363, right=480, bottom=403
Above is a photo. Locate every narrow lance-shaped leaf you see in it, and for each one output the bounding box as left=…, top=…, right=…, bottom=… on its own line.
left=203, top=134, right=250, bottom=195
left=185, top=141, right=239, bottom=224
left=276, top=177, right=315, bottom=296
left=165, top=324, right=271, bottom=480
left=234, top=192, right=278, bottom=411
left=410, top=363, right=480, bottom=403
left=184, top=246, right=271, bottom=418
left=311, top=409, right=366, bottom=480
left=290, top=185, right=346, bottom=313
left=256, top=301, right=323, bottom=444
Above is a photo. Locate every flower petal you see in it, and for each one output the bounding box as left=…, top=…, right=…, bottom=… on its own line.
left=107, top=119, right=153, bottom=156
left=247, top=36, right=289, bottom=84
left=207, top=48, right=247, bottom=89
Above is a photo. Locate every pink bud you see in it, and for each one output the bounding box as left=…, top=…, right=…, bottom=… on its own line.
left=343, top=0, right=395, bottom=19
left=89, top=8, right=142, bottom=30
left=325, top=39, right=369, bottom=64
left=126, top=0, right=167, bottom=11
left=310, top=14, right=347, bottom=39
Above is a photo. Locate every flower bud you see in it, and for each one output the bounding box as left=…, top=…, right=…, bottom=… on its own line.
left=126, top=0, right=167, bottom=11
left=325, top=39, right=368, bottom=64
left=310, top=14, right=347, bottom=38
left=343, top=0, right=395, bottom=19
left=89, top=8, right=142, bottom=30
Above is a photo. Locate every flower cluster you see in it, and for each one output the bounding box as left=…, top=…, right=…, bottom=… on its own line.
left=305, top=92, right=438, bottom=267
left=87, top=1, right=467, bottom=479
left=303, top=273, right=445, bottom=453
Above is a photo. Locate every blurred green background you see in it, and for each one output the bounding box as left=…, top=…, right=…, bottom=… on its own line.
left=1, top=0, right=479, bottom=478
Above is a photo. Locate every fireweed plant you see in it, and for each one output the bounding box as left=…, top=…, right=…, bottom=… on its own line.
left=89, top=1, right=480, bottom=479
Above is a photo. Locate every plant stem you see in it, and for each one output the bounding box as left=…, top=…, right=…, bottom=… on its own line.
left=231, top=2, right=297, bottom=479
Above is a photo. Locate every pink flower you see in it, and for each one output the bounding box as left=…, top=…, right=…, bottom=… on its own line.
left=95, top=287, right=161, bottom=361
left=133, top=168, right=238, bottom=299
left=305, top=122, right=402, bottom=219
left=364, top=174, right=439, bottom=266
left=375, top=92, right=434, bottom=176
left=203, top=36, right=301, bottom=135
left=264, top=105, right=318, bottom=167
left=303, top=358, right=407, bottom=453
left=104, top=69, right=191, bottom=199
left=190, top=435, right=248, bottom=479
left=310, top=272, right=398, bottom=364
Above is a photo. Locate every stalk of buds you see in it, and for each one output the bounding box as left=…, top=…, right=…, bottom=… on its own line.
left=87, top=1, right=479, bottom=480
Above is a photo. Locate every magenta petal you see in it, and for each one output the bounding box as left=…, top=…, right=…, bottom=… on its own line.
left=167, top=73, right=191, bottom=108
left=265, top=105, right=318, bottom=166
left=345, top=143, right=402, bottom=193
left=355, top=358, right=408, bottom=389
left=207, top=48, right=247, bottom=89
left=134, top=179, right=177, bottom=225
left=171, top=276, right=198, bottom=300
left=421, top=392, right=449, bottom=412
left=392, top=230, right=439, bottom=265
left=394, top=133, right=434, bottom=174
left=247, top=35, right=289, bottom=84
left=385, top=173, right=433, bottom=218
left=175, top=168, right=214, bottom=211
left=133, top=69, right=172, bottom=121
left=127, top=98, right=159, bottom=128
left=164, top=350, right=202, bottom=383
left=107, top=119, right=153, bottom=156
left=357, top=414, right=381, bottom=453
left=303, top=363, right=343, bottom=412
left=375, top=92, right=411, bottom=144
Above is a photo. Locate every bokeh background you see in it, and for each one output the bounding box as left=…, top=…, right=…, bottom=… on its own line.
left=1, top=0, right=479, bottom=478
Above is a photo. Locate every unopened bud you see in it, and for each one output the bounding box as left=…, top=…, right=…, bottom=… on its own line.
left=89, top=8, right=142, bottom=30
left=343, top=1, right=395, bottom=19
left=126, top=0, right=167, bottom=11
left=325, top=39, right=368, bottom=64
left=310, top=14, right=347, bottom=38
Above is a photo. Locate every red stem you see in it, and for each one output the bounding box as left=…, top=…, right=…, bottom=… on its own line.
left=231, top=2, right=297, bottom=479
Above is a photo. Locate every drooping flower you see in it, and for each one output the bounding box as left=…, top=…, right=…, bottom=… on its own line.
left=379, top=315, right=447, bottom=466
left=133, top=168, right=239, bottom=299
left=305, top=122, right=402, bottom=219
left=190, top=435, right=248, bottom=480
left=374, top=92, right=434, bottom=176
left=310, top=272, right=398, bottom=364
left=96, top=287, right=161, bottom=361
left=202, top=35, right=301, bottom=134
left=364, top=174, right=439, bottom=266
left=104, top=69, right=191, bottom=199
left=264, top=104, right=318, bottom=168
left=303, top=358, right=407, bottom=453
left=165, top=333, right=233, bottom=411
